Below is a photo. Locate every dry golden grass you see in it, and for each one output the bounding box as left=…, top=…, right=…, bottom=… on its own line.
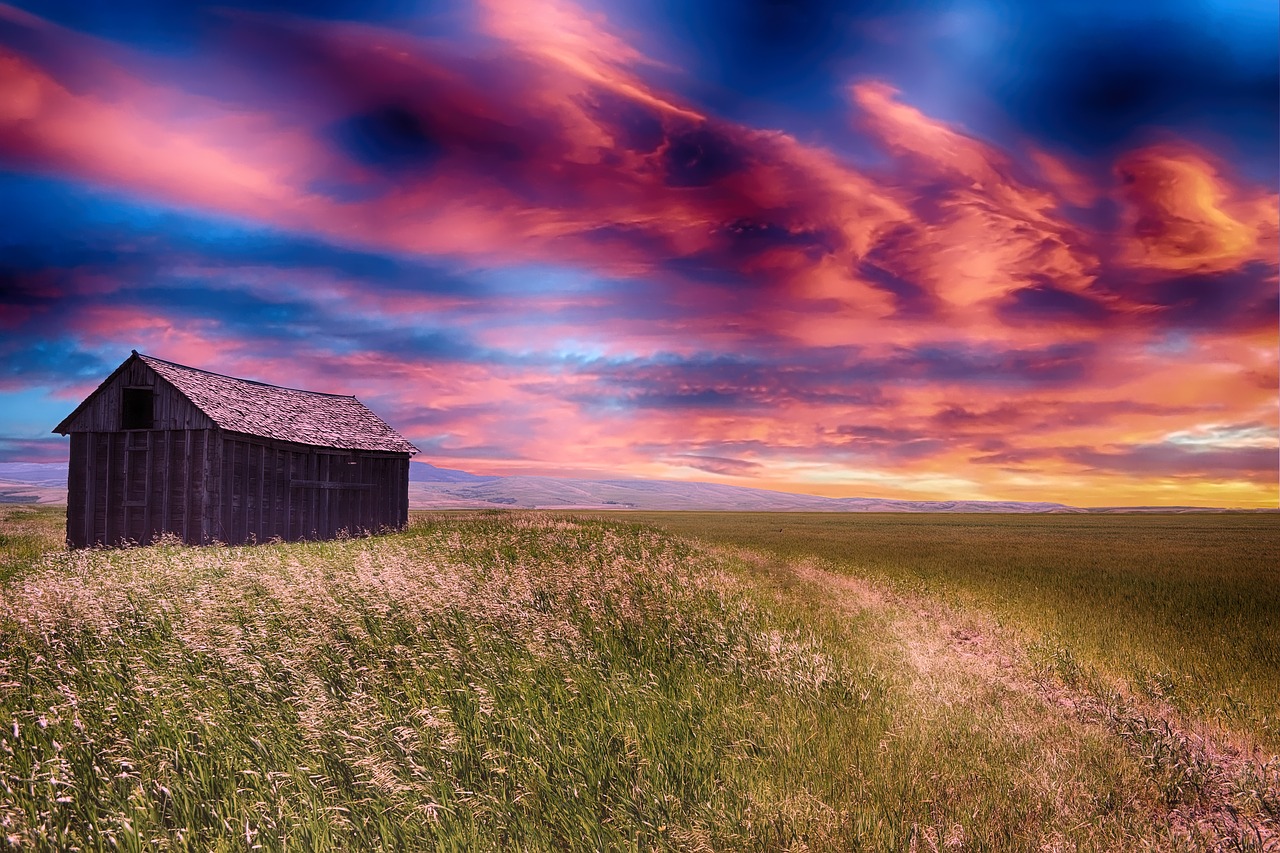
left=2, top=508, right=1274, bottom=850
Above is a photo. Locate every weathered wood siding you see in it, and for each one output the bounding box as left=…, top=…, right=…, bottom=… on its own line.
left=60, top=360, right=212, bottom=433
left=61, top=356, right=412, bottom=548
left=66, top=430, right=215, bottom=547
left=208, top=434, right=410, bottom=545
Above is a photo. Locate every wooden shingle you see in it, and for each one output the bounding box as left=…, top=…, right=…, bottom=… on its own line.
left=136, top=354, right=418, bottom=454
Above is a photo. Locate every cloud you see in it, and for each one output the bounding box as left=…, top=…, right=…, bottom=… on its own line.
left=1114, top=144, right=1279, bottom=274
left=1062, top=442, right=1278, bottom=477
left=671, top=454, right=761, bottom=476
left=0, top=1, right=1275, bottom=506
left=0, top=436, right=68, bottom=463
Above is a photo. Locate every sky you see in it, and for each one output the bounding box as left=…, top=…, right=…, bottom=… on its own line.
left=0, top=0, right=1277, bottom=508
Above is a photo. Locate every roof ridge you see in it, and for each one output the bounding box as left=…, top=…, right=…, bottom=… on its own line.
left=136, top=352, right=359, bottom=399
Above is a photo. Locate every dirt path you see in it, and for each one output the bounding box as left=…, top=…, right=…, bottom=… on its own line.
left=742, top=549, right=1280, bottom=852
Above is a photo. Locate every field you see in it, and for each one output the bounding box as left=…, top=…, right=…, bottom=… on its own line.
left=620, top=512, right=1280, bottom=752
left=1, top=505, right=1277, bottom=850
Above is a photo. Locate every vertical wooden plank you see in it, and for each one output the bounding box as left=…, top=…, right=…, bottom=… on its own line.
left=283, top=449, right=293, bottom=541
left=116, top=433, right=127, bottom=545
left=369, top=455, right=377, bottom=531
left=102, top=432, right=112, bottom=545
left=400, top=457, right=408, bottom=528
left=304, top=451, right=314, bottom=539
left=66, top=436, right=83, bottom=548
left=243, top=441, right=253, bottom=543
left=298, top=452, right=307, bottom=540
left=265, top=445, right=275, bottom=540
left=184, top=431, right=194, bottom=543
left=373, top=457, right=381, bottom=530
left=355, top=457, right=363, bottom=532
left=315, top=451, right=322, bottom=538
left=180, top=427, right=192, bottom=540
left=256, top=442, right=266, bottom=542
left=190, top=430, right=201, bottom=543
left=313, top=451, right=321, bottom=538
left=233, top=440, right=243, bottom=545
left=375, top=457, right=384, bottom=530
left=385, top=458, right=394, bottom=529
left=264, top=443, right=272, bottom=540
left=81, top=435, right=96, bottom=547
left=203, top=430, right=214, bottom=543
left=276, top=447, right=286, bottom=540
left=336, top=456, right=346, bottom=536
left=352, top=455, right=361, bottom=533
left=104, top=432, right=116, bottom=546
left=317, top=452, right=325, bottom=538
left=199, top=431, right=213, bottom=544
left=89, top=435, right=103, bottom=546
left=241, top=441, right=251, bottom=545
left=144, top=430, right=155, bottom=542
left=236, top=439, right=246, bottom=545
left=169, top=430, right=182, bottom=542
left=160, top=431, right=172, bottom=538
left=371, top=458, right=381, bottom=530
left=222, top=437, right=234, bottom=545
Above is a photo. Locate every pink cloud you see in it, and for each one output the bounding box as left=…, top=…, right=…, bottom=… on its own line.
left=2, top=1, right=1276, bottom=507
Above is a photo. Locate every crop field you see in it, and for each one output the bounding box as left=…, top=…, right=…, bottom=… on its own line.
left=1, top=506, right=1277, bottom=850
left=621, top=512, right=1280, bottom=752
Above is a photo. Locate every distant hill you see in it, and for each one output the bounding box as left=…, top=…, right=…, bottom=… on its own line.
left=0, top=461, right=1259, bottom=513
left=408, top=475, right=1080, bottom=512
left=409, top=461, right=500, bottom=484
left=0, top=462, right=69, bottom=505
left=0, top=462, right=68, bottom=488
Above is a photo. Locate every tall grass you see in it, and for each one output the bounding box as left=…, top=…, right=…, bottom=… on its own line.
left=1, top=510, right=1192, bottom=849
left=624, top=512, right=1280, bottom=750
left=0, top=506, right=64, bottom=585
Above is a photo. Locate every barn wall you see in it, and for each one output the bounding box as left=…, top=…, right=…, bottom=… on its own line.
left=210, top=433, right=411, bottom=545
left=65, top=430, right=215, bottom=547
left=61, top=359, right=212, bottom=433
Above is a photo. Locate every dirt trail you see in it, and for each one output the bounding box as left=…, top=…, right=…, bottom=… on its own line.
left=743, top=550, right=1279, bottom=852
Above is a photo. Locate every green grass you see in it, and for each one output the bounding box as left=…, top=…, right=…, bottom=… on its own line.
left=0, top=509, right=1195, bottom=850
left=0, top=506, right=64, bottom=584
left=620, top=512, right=1280, bottom=750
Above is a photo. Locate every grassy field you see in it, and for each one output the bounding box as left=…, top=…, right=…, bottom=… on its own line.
left=621, top=512, right=1280, bottom=751
left=0, top=506, right=65, bottom=585
left=1, top=507, right=1276, bottom=850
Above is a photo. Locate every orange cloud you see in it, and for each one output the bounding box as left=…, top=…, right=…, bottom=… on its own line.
left=2, top=1, right=1275, bottom=508
left=1115, top=143, right=1280, bottom=274
left=848, top=81, right=1099, bottom=310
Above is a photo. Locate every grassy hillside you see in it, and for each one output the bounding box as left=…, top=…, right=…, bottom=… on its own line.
left=624, top=512, right=1280, bottom=752
left=1, top=509, right=1275, bottom=850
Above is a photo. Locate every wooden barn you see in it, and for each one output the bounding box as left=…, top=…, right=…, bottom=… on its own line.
left=53, top=351, right=418, bottom=547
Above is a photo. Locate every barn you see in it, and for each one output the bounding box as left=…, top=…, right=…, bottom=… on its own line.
left=53, top=351, right=418, bottom=547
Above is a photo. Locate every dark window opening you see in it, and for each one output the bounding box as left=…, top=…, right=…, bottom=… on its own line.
left=121, top=388, right=154, bottom=430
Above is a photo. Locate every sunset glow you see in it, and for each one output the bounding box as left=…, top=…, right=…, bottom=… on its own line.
left=1, top=0, right=1276, bottom=507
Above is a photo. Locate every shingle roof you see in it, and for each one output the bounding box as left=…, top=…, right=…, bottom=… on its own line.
left=139, top=353, right=418, bottom=454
